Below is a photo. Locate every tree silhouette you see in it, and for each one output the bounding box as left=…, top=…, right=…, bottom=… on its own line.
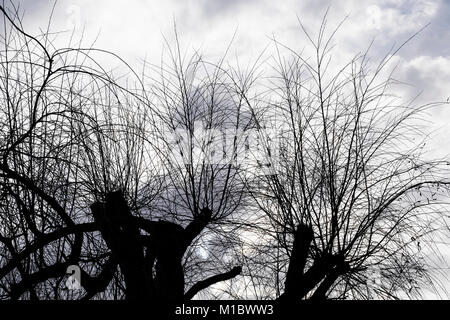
left=0, top=4, right=246, bottom=302
left=244, top=16, right=450, bottom=300
left=0, top=3, right=449, bottom=304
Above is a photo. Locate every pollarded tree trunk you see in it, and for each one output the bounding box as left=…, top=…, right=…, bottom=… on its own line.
left=90, top=191, right=153, bottom=300
left=90, top=191, right=242, bottom=302
left=91, top=191, right=186, bottom=301
left=279, top=223, right=350, bottom=301
left=146, top=220, right=186, bottom=303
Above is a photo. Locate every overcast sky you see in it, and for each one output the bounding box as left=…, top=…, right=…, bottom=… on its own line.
left=9, top=0, right=450, bottom=298
left=13, top=0, right=450, bottom=158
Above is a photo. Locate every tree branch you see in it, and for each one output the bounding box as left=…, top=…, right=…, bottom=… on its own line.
left=184, top=266, right=242, bottom=300
left=0, top=223, right=97, bottom=280
left=184, top=207, right=212, bottom=249
left=80, top=255, right=118, bottom=300
left=0, top=163, right=74, bottom=226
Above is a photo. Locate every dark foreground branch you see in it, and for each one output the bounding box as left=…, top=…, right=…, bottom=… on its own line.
left=184, top=266, right=242, bottom=300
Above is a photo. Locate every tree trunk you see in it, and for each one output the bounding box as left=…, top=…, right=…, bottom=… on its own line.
left=90, top=191, right=153, bottom=300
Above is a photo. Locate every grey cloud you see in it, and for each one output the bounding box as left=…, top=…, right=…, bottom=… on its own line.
left=199, top=0, right=254, bottom=16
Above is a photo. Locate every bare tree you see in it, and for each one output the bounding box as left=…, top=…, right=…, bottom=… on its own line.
left=244, top=16, right=450, bottom=300
left=1, top=3, right=450, bottom=304
left=0, top=4, right=248, bottom=303
left=144, top=33, right=263, bottom=300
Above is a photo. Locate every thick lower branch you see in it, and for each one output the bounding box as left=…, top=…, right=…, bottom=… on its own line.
left=0, top=223, right=97, bottom=280
left=184, top=266, right=242, bottom=300
left=80, top=255, right=118, bottom=300
left=311, top=261, right=350, bottom=300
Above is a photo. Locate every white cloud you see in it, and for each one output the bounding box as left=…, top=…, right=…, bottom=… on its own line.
left=395, top=55, right=450, bottom=160
left=364, top=0, right=438, bottom=34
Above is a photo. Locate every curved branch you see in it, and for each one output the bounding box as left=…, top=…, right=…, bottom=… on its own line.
left=8, top=232, right=85, bottom=299
left=80, top=255, right=118, bottom=300
left=0, top=5, right=52, bottom=61
left=0, top=223, right=97, bottom=280
left=184, top=266, right=242, bottom=300
left=0, top=163, right=74, bottom=226
left=9, top=262, right=69, bottom=299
